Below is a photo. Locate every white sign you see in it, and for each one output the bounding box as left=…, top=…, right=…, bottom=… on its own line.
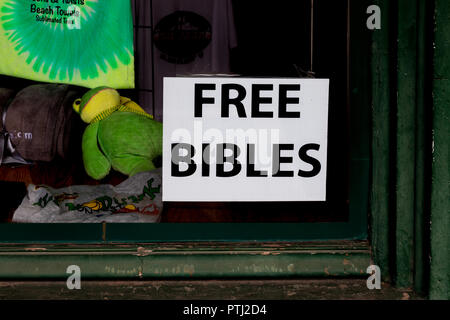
left=163, top=77, right=329, bottom=202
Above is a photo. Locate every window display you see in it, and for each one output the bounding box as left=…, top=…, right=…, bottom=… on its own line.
left=0, top=0, right=357, bottom=226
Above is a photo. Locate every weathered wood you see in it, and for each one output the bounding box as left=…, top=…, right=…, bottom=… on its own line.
left=395, top=0, right=418, bottom=289
left=371, top=0, right=393, bottom=282
left=0, top=279, right=422, bottom=300
left=414, top=0, right=430, bottom=296
left=430, top=0, right=450, bottom=300
left=0, top=242, right=370, bottom=279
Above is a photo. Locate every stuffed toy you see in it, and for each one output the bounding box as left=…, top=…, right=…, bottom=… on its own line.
left=73, top=87, right=162, bottom=180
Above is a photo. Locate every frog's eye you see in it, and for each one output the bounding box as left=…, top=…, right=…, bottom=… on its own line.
left=73, top=99, right=82, bottom=113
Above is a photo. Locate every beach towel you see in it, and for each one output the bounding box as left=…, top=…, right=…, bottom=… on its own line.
left=0, top=0, right=135, bottom=89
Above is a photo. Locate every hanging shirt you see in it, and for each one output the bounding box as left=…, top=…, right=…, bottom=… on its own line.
left=150, top=0, right=238, bottom=121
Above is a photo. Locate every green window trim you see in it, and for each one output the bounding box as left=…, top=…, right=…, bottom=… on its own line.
left=430, top=0, right=450, bottom=301
left=371, top=0, right=449, bottom=300
left=0, top=241, right=370, bottom=279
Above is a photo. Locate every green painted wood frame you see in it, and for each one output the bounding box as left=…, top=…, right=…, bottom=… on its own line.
left=371, top=0, right=449, bottom=299
left=0, top=0, right=371, bottom=244
left=430, top=0, right=450, bottom=301
left=371, top=0, right=423, bottom=291
left=0, top=241, right=370, bottom=279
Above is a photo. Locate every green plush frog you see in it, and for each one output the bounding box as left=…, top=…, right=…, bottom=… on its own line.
left=73, top=87, right=162, bottom=180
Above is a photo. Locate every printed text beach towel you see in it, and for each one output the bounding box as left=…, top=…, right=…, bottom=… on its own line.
left=0, top=0, right=135, bottom=89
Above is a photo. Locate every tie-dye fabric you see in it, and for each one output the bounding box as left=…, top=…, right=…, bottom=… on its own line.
left=0, top=0, right=135, bottom=89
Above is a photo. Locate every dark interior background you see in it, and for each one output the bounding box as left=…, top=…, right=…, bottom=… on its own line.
left=0, top=0, right=350, bottom=223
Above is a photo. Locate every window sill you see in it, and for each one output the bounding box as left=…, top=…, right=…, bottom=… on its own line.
left=0, top=241, right=370, bottom=279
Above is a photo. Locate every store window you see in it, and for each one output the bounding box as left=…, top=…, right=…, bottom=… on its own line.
left=0, top=0, right=369, bottom=242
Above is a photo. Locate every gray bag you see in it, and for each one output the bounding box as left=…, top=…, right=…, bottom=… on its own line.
left=0, top=92, right=32, bottom=167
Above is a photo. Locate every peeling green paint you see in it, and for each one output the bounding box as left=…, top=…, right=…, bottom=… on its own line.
left=395, top=0, right=418, bottom=289
left=371, top=0, right=449, bottom=299
left=430, top=0, right=450, bottom=300
left=371, top=0, right=393, bottom=283
left=0, top=242, right=370, bottom=279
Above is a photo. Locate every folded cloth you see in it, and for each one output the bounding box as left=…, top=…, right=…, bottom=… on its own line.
left=12, top=169, right=163, bottom=223
left=0, top=84, right=79, bottom=162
